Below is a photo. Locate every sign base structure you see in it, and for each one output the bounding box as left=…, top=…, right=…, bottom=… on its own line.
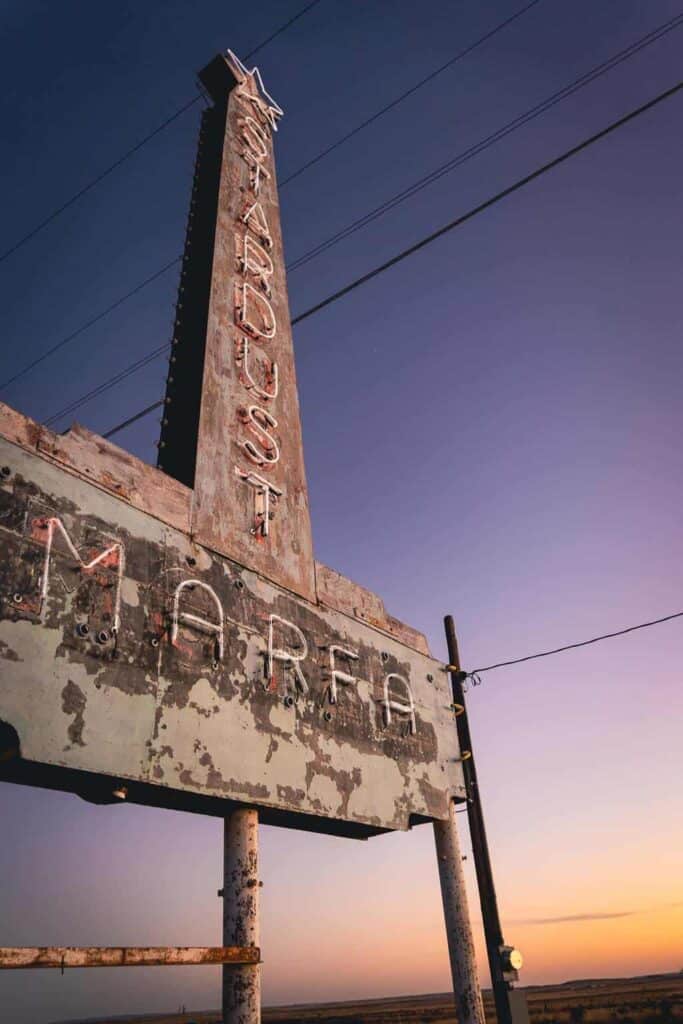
left=0, top=406, right=466, bottom=838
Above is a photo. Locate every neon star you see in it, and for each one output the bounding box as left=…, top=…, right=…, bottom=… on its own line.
left=226, top=49, right=284, bottom=131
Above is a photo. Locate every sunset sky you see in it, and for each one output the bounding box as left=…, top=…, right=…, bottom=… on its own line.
left=1, top=0, right=682, bottom=1021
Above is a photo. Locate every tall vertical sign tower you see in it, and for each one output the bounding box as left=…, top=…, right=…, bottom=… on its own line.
left=159, top=52, right=315, bottom=601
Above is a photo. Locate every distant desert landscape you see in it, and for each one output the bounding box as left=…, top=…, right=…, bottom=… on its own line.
left=51, top=971, right=683, bottom=1024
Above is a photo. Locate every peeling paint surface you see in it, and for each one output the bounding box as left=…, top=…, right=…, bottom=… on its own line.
left=0, top=438, right=465, bottom=834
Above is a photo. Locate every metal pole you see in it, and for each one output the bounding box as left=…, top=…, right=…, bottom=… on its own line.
left=445, top=615, right=526, bottom=1024
left=433, top=803, right=486, bottom=1024
left=223, top=808, right=260, bottom=1024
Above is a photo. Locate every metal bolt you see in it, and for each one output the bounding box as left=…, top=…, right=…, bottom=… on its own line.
left=381, top=651, right=389, bottom=663
left=283, top=694, right=295, bottom=708
left=150, top=637, right=160, bottom=648
left=96, top=630, right=110, bottom=644
left=427, top=673, right=434, bottom=683
left=12, top=594, right=22, bottom=604
left=0, top=466, right=11, bottom=478
left=76, top=623, right=90, bottom=638
left=234, top=578, right=244, bottom=590
left=323, top=710, right=332, bottom=722
left=186, top=555, right=197, bottom=567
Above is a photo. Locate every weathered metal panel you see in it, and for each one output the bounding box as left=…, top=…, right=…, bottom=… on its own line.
left=0, top=403, right=432, bottom=658
left=315, top=563, right=431, bottom=656
left=0, top=438, right=465, bottom=834
left=170, top=55, right=316, bottom=601
left=0, top=946, right=259, bottom=969
left=0, top=402, right=192, bottom=533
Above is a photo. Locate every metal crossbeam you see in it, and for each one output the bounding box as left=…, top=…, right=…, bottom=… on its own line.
left=0, top=946, right=260, bottom=970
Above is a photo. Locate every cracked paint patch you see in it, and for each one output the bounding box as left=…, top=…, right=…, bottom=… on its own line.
left=61, top=680, right=86, bottom=748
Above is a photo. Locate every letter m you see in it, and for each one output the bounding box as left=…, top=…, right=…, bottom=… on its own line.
left=34, top=516, right=125, bottom=632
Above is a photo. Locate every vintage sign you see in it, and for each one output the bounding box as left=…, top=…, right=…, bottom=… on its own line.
left=0, top=52, right=467, bottom=837
left=0, top=422, right=465, bottom=836
left=158, top=51, right=315, bottom=602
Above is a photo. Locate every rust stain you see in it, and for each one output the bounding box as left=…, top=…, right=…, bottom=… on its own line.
left=0, top=639, right=21, bottom=662
left=61, top=680, right=86, bottom=748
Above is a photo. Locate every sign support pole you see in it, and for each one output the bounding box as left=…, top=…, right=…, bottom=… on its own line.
left=222, top=808, right=260, bottom=1024
left=433, top=803, right=486, bottom=1024
left=444, top=616, right=528, bottom=1024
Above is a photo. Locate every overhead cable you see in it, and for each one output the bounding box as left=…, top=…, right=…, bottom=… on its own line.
left=102, top=399, right=165, bottom=440
left=11, top=11, right=677, bottom=398
left=290, top=76, right=683, bottom=325
left=0, top=258, right=180, bottom=393
left=0, top=0, right=323, bottom=267
left=467, top=611, right=683, bottom=679
left=0, top=104, right=202, bottom=269
left=279, top=0, right=543, bottom=186
left=91, top=74, right=683, bottom=439
left=243, top=0, right=322, bottom=60
left=286, top=11, right=683, bottom=272
left=44, top=342, right=171, bottom=428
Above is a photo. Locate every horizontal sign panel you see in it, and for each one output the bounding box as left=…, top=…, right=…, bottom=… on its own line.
left=0, top=438, right=465, bottom=836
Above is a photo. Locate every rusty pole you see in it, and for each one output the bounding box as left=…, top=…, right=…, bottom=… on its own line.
left=223, top=808, right=260, bottom=1024
left=433, top=803, right=486, bottom=1024
left=444, top=616, right=527, bottom=1024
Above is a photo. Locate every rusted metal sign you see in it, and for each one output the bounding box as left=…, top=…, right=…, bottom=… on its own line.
left=158, top=52, right=315, bottom=602
left=0, top=420, right=465, bottom=836
left=0, top=51, right=467, bottom=838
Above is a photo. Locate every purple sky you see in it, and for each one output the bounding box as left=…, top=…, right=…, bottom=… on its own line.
left=1, top=1, right=682, bottom=1021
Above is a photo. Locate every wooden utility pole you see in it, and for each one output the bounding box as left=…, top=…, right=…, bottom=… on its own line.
left=444, top=617, right=528, bottom=1024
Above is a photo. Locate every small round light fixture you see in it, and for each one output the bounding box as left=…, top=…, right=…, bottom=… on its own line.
left=501, top=946, right=523, bottom=972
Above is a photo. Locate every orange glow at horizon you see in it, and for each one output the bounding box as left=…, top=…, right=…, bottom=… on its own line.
left=261, top=901, right=682, bottom=1004
left=259, top=811, right=683, bottom=1004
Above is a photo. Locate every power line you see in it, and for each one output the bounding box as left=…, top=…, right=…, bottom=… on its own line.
left=0, top=12, right=546, bottom=396
left=0, top=0, right=323, bottom=268
left=103, top=399, right=165, bottom=440
left=0, top=257, right=180, bottom=393
left=467, top=611, right=683, bottom=678
left=44, top=342, right=171, bottom=428
left=243, top=0, right=322, bottom=60
left=286, top=11, right=683, bottom=273
left=0, top=113, right=201, bottom=270
left=278, top=0, right=543, bottom=187
left=68, top=73, right=683, bottom=438
left=0, top=0, right=533, bottom=273
left=290, top=76, right=683, bottom=326
left=9, top=15, right=677, bottom=402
